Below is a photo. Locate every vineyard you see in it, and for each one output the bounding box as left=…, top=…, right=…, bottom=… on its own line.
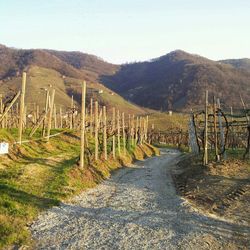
left=0, top=72, right=162, bottom=247
left=188, top=90, right=250, bottom=162
left=0, top=73, right=249, bottom=248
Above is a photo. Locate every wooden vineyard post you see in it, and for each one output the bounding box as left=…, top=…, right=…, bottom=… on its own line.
left=135, top=117, right=139, bottom=145
left=122, top=112, right=126, bottom=154
left=90, top=98, right=93, bottom=136
left=103, top=106, right=107, bottom=160
left=142, top=117, right=146, bottom=144
left=230, top=107, right=235, bottom=150
left=70, top=95, right=74, bottom=129
left=139, top=117, right=142, bottom=144
left=18, top=72, right=26, bottom=144
left=80, top=81, right=86, bottom=168
left=203, top=90, right=208, bottom=165
left=46, top=89, right=55, bottom=142
left=112, top=107, right=116, bottom=159
left=213, top=96, right=219, bottom=161
left=128, top=114, right=131, bottom=148
left=131, top=115, right=135, bottom=146
left=145, top=115, right=149, bottom=143
left=94, top=101, right=99, bottom=161
left=117, top=110, right=121, bottom=156
left=42, top=89, right=50, bottom=137
left=59, top=107, right=63, bottom=128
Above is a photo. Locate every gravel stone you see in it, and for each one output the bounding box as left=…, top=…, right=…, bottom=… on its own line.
left=31, top=149, right=250, bottom=249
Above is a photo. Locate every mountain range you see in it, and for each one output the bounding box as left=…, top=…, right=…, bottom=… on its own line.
left=0, top=44, right=249, bottom=112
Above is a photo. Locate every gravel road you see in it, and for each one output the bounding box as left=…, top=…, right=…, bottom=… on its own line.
left=31, top=149, right=250, bottom=249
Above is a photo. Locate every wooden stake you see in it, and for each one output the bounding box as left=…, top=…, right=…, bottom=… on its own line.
left=95, top=101, right=99, bottom=161
left=122, top=112, right=126, bottom=154
left=60, top=107, right=63, bottom=128
left=203, top=90, right=208, bottom=165
left=42, top=90, right=50, bottom=137
left=112, top=107, right=116, bottom=159
left=18, top=72, right=26, bottom=144
left=131, top=115, right=135, bottom=146
left=70, top=95, right=73, bottom=129
left=80, top=81, right=86, bottom=168
left=213, top=96, right=219, bottom=161
left=135, top=117, right=139, bottom=145
left=117, top=110, right=121, bottom=155
left=103, top=106, right=107, bottom=160
left=230, top=107, right=235, bottom=150
left=90, top=98, right=93, bottom=136
left=46, top=89, right=55, bottom=142
left=217, top=99, right=225, bottom=158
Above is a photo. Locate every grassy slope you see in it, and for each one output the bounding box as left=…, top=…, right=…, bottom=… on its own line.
left=0, top=66, right=147, bottom=115
left=0, top=129, right=159, bottom=248
left=147, top=112, right=189, bottom=131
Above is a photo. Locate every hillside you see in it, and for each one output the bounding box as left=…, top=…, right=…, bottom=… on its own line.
left=0, top=66, right=146, bottom=115
left=101, top=50, right=250, bottom=111
left=0, top=45, right=145, bottom=115
left=1, top=45, right=250, bottom=112
left=219, top=58, right=250, bottom=73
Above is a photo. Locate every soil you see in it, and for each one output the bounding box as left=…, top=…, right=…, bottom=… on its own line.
left=173, top=154, right=250, bottom=233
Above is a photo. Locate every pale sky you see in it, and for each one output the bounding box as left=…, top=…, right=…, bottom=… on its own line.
left=0, top=0, right=249, bottom=64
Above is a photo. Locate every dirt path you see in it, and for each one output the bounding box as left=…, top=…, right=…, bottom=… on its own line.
left=31, top=149, right=249, bottom=249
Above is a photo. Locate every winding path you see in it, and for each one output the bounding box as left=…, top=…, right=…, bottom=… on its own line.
left=31, top=149, right=249, bottom=249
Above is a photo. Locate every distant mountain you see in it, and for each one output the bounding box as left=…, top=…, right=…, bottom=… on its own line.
left=0, top=45, right=119, bottom=81
left=0, top=45, right=249, bottom=112
left=219, top=58, right=250, bottom=72
left=101, top=50, right=250, bottom=110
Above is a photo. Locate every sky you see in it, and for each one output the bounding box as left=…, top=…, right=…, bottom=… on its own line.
left=0, top=0, right=249, bottom=64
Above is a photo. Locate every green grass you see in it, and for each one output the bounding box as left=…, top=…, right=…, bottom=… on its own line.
left=0, top=130, right=81, bottom=248
left=0, top=129, right=158, bottom=249
left=147, top=112, right=188, bottom=131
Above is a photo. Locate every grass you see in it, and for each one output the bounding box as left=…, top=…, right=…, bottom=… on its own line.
left=0, top=66, right=147, bottom=116
left=148, top=112, right=188, bottom=131
left=0, top=129, right=158, bottom=249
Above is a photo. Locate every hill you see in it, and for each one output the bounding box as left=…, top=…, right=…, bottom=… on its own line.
left=1, top=45, right=249, bottom=112
left=219, top=58, right=250, bottom=73
left=0, top=45, right=145, bottom=115
left=101, top=50, right=250, bottom=111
